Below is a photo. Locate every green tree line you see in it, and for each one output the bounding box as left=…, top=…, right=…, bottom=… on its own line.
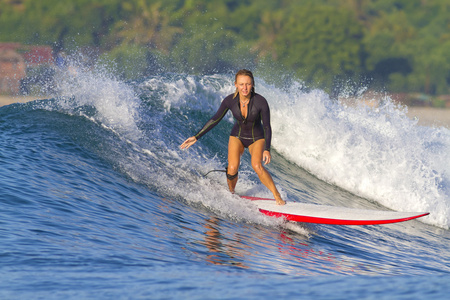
left=1, top=0, right=450, bottom=95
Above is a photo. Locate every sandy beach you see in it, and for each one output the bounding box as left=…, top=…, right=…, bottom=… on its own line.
left=406, top=107, right=450, bottom=127
left=0, top=95, right=46, bottom=107
left=1, top=95, right=450, bottom=127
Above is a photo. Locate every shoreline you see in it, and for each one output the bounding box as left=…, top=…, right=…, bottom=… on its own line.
left=1, top=95, right=450, bottom=127
left=0, top=95, right=47, bottom=107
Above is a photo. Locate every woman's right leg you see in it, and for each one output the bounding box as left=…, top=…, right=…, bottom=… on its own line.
left=227, top=136, right=245, bottom=193
left=248, top=139, right=285, bottom=205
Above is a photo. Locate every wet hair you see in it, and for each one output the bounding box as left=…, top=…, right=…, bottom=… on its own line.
left=233, top=69, right=255, bottom=98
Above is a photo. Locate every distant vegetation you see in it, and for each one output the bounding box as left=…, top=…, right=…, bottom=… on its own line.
left=1, top=0, right=450, bottom=96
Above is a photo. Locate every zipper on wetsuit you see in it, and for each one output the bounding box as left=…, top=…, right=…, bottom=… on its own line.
left=238, top=96, right=249, bottom=138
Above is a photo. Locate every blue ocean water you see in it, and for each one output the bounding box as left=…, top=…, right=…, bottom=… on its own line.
left=1, top=66, right=450, bottom=299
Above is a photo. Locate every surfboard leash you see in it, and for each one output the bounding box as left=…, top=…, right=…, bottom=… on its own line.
left=203, top=169, right=226, bottom=177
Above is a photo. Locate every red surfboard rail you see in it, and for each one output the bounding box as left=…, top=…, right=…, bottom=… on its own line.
left=240, top=196, right=430, bottom=225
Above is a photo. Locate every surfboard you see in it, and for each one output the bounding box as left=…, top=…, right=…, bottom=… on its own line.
left=241, top=196, right=429, bottom=225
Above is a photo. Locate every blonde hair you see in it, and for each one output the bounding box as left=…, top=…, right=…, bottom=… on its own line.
left=233, top=69, right=255, bottom=98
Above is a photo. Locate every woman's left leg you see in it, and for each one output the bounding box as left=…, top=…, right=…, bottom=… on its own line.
left=248, top=139, right=285, bottom=205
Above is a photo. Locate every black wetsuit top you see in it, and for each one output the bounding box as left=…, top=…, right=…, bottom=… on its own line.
left=194, top=92, right=272, bottom=151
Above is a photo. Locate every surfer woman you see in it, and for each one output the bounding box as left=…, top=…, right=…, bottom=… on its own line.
left=180, top=69, right=286, bottom=205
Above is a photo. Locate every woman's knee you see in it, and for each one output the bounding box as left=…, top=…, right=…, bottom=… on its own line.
left=227, top=164, right=239, bottom=175
left=252, top=162, right=264, bottom=174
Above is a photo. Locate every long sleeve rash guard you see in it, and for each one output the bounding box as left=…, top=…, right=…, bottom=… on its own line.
left=194, top=92, right=272, bottom=151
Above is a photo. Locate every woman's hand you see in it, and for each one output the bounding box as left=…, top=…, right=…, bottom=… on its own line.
left=180, top=136, right=197, bottom=150
left=263, top=150, right=271, bottom=165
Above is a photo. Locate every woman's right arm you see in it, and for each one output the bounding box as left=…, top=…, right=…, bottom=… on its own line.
left=193, top=98, right=230, bottom=140
left=180, top=96, right=231, bottom=149
left=180, top=136, right=197, bottom=149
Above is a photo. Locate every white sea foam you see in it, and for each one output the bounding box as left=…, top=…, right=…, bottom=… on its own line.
left=50, top=59, right=142, bottom=140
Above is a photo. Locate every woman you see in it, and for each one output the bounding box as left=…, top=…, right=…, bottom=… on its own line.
left=180, top=69, right=285, bottom=205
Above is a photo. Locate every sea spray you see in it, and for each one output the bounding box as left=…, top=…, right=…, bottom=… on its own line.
left=35, top=55, right=143, bottom=141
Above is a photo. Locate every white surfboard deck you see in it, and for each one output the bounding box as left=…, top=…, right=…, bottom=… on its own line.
left=241, top=196, right=429, bottom=225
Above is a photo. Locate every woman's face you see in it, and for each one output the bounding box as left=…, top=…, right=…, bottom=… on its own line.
left=235, top=75, right=253, bottom=98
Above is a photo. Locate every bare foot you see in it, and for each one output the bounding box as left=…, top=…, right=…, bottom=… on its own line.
left=275, top=196, right=286, bottom=205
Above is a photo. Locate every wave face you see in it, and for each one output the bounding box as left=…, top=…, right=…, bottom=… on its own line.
left=1, top=66, right=450, bottom=298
